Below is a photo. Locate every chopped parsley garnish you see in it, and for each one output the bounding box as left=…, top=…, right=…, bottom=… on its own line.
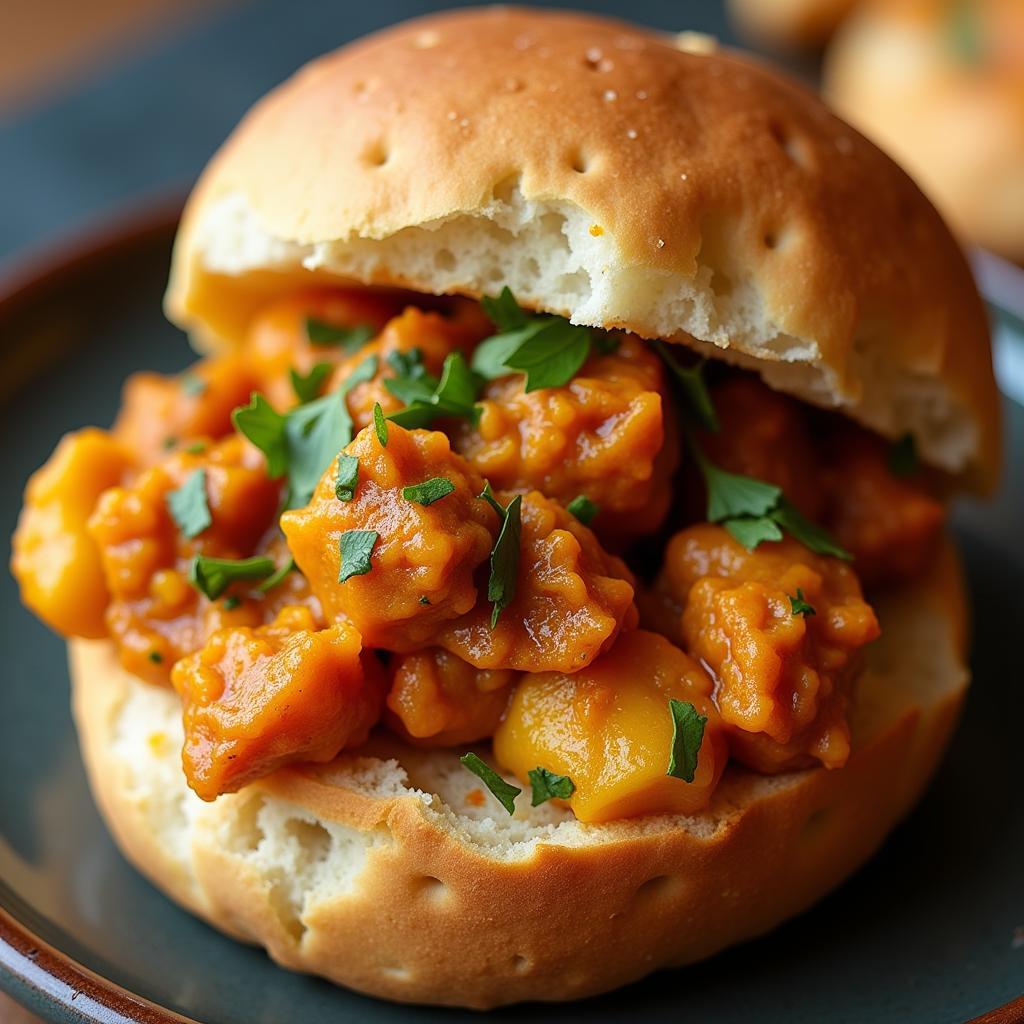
left=948, top=0, right=983, bottom=65
left=338, top=529, right=378, bottom=582
left=162, top=436, right=178, bottom=450
left=402, top=477, right=455, bottom=506
left=386, top=352, right=482, bottom=429
left=418, top=595, right=431, bottom=605
left=472, top=287, right=597, bottom=393
left=334, top=454, right=360, bottom=502
left=688, top=438, right=851, bottom=559
left=566, top=494, right=599, bottom=525
left=305, top=318, right=375, bottom=350
left=789, top=588, right=816, bottom=617
left=888, top=433, right=918, bottom=478
left=479, top=483, right=523, bottom=627
left=147, top=650, right=163, bottom=664
left=666, top=699, right=707, bottom=783
left=223, top=595, right=241, bottom=611
left=654, top=342, right=719, bottom=433
left=184, top=442, right=207, bottom=455
left=373, top=402, right=389, bottom=447
left=527, top=767, right=576, bottom=806
left=460, top=752, right=521, bottom=815
left=258, top=557, right=296, bottom=593
left=166, top=468, right=211, bottom=539
left=290, top=362, right=333, bottom=404
left=232, top=394, right=288, bottom=477
left=180, top=373, right=208, bottom=397
left=232, top=355, right=378, bottom=508
left=189, top=555, right=276, bottom=600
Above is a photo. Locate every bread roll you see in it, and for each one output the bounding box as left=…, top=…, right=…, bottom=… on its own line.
left=164, top=7, right=1000, bottom=489
left=71, top=539, right=968, bottom=1008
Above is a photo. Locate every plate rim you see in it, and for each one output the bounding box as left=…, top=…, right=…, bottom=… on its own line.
left=0, top=199, right=1020, bottom=1024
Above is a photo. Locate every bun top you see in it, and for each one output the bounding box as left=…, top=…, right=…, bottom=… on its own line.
left=165, top=6, right=1000, bottom=489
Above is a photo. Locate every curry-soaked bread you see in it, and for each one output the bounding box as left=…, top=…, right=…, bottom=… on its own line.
left=165, top=8, right=999, bottom=491
left=71, top=538, right=968, bottom=1009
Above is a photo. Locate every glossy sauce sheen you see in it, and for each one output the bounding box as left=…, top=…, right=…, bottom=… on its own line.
left=10, top=289, right=945, bottom=819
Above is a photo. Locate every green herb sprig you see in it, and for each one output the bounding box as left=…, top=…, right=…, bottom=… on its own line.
left=338, top=529, right=379, bottom=583
left=566, top=494, right=599, bottom=525
left=479, top=483, right=523, bottom=627
left=528, top=767, right=576, bottom=806
left=233, top=355, right=378, bottom=508
left=189, top=555, right=276, bottom=600
left=167, top=468, right=211, bottom=539
left=305, top=318, right=375, bottom=350
left=789, top=589, right=816, bottom=617
left=386, top=352, right=482, bottom=429
left=403, top=477, right=456, bottom=506
left=666, top=699, right=707, bottom=783
left=472, top=287, right=601, bottom=393
left=460, top=752, right=521, bottom=815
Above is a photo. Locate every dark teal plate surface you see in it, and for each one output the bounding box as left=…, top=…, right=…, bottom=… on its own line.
left=0, top=216, right=1022, bottom=1024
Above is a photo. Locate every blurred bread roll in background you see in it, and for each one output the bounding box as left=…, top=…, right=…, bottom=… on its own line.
left=824, top=0, right=1024, bottom=263
left=728, top=0, right=858, bottom=49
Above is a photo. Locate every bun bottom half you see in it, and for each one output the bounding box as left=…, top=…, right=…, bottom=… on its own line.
left=70, top=538, right=969, bottom=1009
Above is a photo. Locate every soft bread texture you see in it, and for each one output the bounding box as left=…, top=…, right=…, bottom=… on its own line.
left=71, top=538, right=969, bottom=1008
left=728, top=0, right=857, bottom=49
left=164, top=7, right=1000, bottom=490
left=825, top=0, right=1024, bottom=265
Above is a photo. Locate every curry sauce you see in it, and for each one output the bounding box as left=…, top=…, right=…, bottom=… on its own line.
left=11, top=288, right=946, bottom=821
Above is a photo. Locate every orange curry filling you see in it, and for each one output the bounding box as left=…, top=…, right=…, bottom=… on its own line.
left=11, top=288, right=945, bottom=823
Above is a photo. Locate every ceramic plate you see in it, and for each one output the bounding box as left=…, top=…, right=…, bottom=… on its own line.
left=1, top=212, right=1022, bottom=1024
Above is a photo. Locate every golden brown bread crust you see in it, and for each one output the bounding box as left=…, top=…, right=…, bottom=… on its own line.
left=164, top=7, right=1000, bottom=491
left=825, top=0, right=1024, bottom=264
left=71, top=538, right=969, bottom=1008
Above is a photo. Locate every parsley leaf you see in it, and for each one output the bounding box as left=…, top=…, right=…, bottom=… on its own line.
left=460, top=752, right=521, bottom=815
left=654, top=342, right=719, bottom=432
left=147, top=650, right=163, bottom=664
left=692, top=444, right=782, bottom=522
left=232, top=394, right=288, bottom=478
left=723, top=515, right=782, bottom=549
left=789, top=588, right=816, bottom=617
left=236, top=356, right=379, bottom=508
left=566, top=494, right=599, bottom=525
left=479, top=483, right=523, bottom=627
left=290, top=362, right=333, bottom=404
left=305, top=318, right=375, bottom=350
left=887, top=433, right=918, bottom=478
left=180, top=373, right=207, bottom=397
left=189, top=555, right=276, bottom=600
left=258, top=557, right=296, bottom=593
left=528, top=767, right=575, bottom=806
left=473, top=289, right=597, bottom=392
left=167, top=468, right=211, bottom=539
left=387, top=352, right=481, bottom=429
left=666, top=699, right=707, bottom=783
left=504, top=319, right=593, bottom=392
left=335, top=453, right=359, bottom=502
left=481, top=286, right=530, bottom=331
left=338, top=529, right=378, bottom=582
left=948, top=0, right=983, bottom=65
left=771, top=499, right=852, bottom=560
left=403, top=477, right=455, bottom=506
left=373, top=402, right=389, bottom=447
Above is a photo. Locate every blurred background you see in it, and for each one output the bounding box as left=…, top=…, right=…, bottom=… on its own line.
left=0, top=2, right=1019, bottom=1021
